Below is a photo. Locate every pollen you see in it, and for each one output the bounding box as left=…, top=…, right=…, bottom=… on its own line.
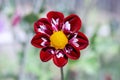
left=50, top=31, right=68, bottom=49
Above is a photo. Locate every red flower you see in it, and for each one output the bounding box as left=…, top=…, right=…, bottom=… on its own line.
left=31, top=11, right=89, bottom=67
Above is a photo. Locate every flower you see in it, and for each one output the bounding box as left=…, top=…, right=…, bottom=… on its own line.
left=12, top=14, right=21, bottom=26
left=12, top=10, right=21, bottom=26
left=31, top=11, right=89, bottom=67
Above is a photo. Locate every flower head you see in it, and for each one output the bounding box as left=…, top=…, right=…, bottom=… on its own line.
left=31, top=11, right=89, bottom=67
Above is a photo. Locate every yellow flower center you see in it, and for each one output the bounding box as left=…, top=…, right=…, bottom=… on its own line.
left=50, top=31, right=68, bottom=49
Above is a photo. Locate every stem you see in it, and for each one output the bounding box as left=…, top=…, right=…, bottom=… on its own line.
left=60, top=67, right=64, bottom=80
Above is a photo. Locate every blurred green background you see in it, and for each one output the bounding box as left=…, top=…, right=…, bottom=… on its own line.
left=0, top=0, right=120, bottom=80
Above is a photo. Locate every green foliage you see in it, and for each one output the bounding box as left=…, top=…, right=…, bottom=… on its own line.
left=23, top=13, right=39, bottom=24
left=90, top=25, right=100, bottom=51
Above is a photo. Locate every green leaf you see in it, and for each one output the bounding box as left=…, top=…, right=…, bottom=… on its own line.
left=23, top=13, right=39, bottom=24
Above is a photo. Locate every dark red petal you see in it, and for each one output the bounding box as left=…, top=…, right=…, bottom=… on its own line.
left=64, top=14, right=82, bottom=33
left=34, top=18, right=53, bottom=35
left=64, top=44, right=80, bottom=60
left=77, top=32, right=89, bottom=49
left=40, top=47, right=55, bottom=62
left=53, top=50, right=68, bottom=67
left=47, top=11, right=64, bottom=23
left=69, top=32, right=89, bottom=50
left=47, top=11, right=64, bottom=31
left=31, top=33, right=50, bottom=48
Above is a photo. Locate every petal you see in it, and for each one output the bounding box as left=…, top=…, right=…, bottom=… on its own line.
left=34, top=18, right=53, bottom=35
left=64, top=44, right=80, bottom=60
left=62, top=21, right=71, bottom=34
left=64, top=14, right=82, bottom=33
left=53, top=50, right=68, bottom=67
left=47, top=11, right=64, bottom=31
left=40, top=47, right=55, bottom=62
left=31, top=33, right=50, bottom=48
left=69, top=32, right=89, bottom=50
left=47, top=11, right=64, bottom=23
